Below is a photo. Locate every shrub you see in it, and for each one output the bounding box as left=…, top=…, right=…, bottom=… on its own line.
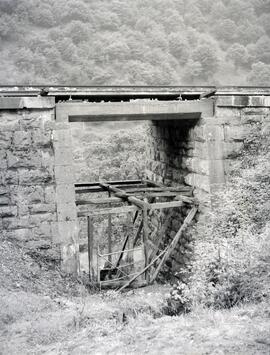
left=169, top=123, right=270, bottom=312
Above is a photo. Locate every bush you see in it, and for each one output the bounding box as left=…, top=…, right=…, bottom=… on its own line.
left=169, top=123, right=270, bottom=312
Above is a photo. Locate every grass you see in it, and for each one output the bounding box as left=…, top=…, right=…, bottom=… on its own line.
left=0, top=235, right=269, bottom=354
left=1, top=287, right=269, bottom=354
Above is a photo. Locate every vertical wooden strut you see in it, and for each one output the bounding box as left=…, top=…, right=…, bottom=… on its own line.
left=143, top=206, right=149, bottom=281
left=87, top=216, right=94, bottom=281
left=108, top=191, right=112, bottom=263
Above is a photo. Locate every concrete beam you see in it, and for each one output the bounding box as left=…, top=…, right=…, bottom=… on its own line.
left=56, top=99, right=214, bottom=122
left=0, top=97, right=55, bottom=109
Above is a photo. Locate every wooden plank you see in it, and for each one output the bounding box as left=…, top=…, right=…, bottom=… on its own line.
left=149, top=200, right=185, bottom=210
left=114, top=183, right=148, bottom=190
left=76, top=187, right=104, bottom=194
left=143, top=207, right=149, bottom=281
left=108, top=214, right=112, bottom=262
left=77, top=205, right=139, bottom=217
left=145, top=191, right=193, bottom=198
left=87, top=216, right=94, bottom=281
left=149, top=207, right=198, bottom=284
left=76, top=197, right=123, bottom=205
left=75, top=180, right=142, bottom=188
left=99, top=183, right=150, bottom=209
left=124, top=187, right=192, bottom=193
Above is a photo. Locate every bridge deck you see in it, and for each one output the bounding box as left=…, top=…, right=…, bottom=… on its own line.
left=0, top=86, right=270, bottom=98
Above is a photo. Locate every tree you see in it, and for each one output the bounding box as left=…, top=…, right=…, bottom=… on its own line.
left=252, top=36, right=270, bottom=64
left=0, top=0, right=18, bottom=14
left=213, top=19, right=238, bottom=42
left=168, top=33, right=190, bottom=64
left=226, top=43, right=249, bottom=69
left=64, top=21, right=90, bottom=44
left=182, top=60, right=203, bottom=84
left=247, top=62, right=270, bottom=85
left=191, top=44, right=219, bottom=77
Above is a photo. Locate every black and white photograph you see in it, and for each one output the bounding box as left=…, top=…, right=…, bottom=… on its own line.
left=0, top=0, right=269, bottom=354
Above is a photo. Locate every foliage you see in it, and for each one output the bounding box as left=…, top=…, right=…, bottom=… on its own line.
left=0, top=0, right=270, bottom=85
left=73, top=124, right=146, bottom=182
left=169, top=123, right=270, bottom=312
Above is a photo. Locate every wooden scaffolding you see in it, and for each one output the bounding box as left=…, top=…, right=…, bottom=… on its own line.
left=75, top=179, right=198, bottom=291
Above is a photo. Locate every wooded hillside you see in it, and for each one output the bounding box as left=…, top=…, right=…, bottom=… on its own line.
left=0, top=0, right=269, bottom=85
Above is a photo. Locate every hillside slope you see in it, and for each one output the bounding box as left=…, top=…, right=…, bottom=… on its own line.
left=0, top=0, right=270, bottom=85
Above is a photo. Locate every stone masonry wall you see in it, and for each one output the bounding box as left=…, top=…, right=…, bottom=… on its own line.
left=1, top=93, right=270, bottom=278
left=0, top=98, right=59, bottom=261
left=146, top=95, right=270, bottom=280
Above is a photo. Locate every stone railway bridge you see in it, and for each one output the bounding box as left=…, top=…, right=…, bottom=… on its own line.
left=0, top=86, right=270, bottom=277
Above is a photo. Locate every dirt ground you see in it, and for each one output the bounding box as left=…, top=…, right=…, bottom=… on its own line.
left=0, top=239, right=269, bottom=355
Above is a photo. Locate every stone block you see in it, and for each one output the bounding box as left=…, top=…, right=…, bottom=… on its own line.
left=29, top=203, right=56, bottom=214
left=0, top=206, right=17, bottom=217
left=13, top=131, right=31, bottom=148
left=9, top=228, right=32, bottom=242
left=208, top=159, right=225, bottom=186
left=215, top=107, right=241, bottom=120
left=54, top=165, right=75, bottom=184
left=2, top=216, right=30, bottom=230
left=44, top=185, right=56, bottom=204
left=0, top=195, right=10, bottom=205
left=53, top=221, right=79, bottom=243
left=233, top=96, right=250, bottom=107
left=57, top=202, right=77, bottom=222
left=29, top=212, right=56, bottom=225
left=10, top=185, right=44, bottom=205
left=56, top=184, right=75, bottom=204
left=19, top=110, right=54, bottom=130
left=32, top=222, right=52, bottom=238
left=0, top=115, right=20, bottom=131
left=41, top=150, right=54, bottom=173
left=215, top=96, right=234, bottom=107
left=54, top=146, right=73, bottom=166
left=18, top=168, right=53, bottom=186
left=192, top=125, right=206, bottom=142
left=242, top=107, right=270, bottom=116
left=184, top=157, right=209, bottom=176
left=190, top=141, right=209, bottom=159
left=185, top=173, right=210, bottom=193
left=224, top=125, right=252, bottom=142
left=2, top=170, right=18, bottom=185
left=0, top=131, right=12, bottom=149
left=32, top=130, right=52, bottom=148
left=7, top=150, right=41, bottom=169
left=0, top=151, right=7, bottom=169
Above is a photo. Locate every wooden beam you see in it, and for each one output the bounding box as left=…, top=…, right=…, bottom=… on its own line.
left=77, top=205, right=139, bottom=217
left=143, top=207, right=149, bottom=281
left=99, top=183, right=150, bottom=209
left=124, top=187, right=192, bottom=193
left=149, top=200, right=185, bottom=210
left=75, top=179, right=142, bottom=187
left=87, top=216, right=94, bottom=281
left=149, top=207, right=198, bottom=284
left=144, top=191, right=193, bottom=198
left=76, top=197, right=122, bottom=205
